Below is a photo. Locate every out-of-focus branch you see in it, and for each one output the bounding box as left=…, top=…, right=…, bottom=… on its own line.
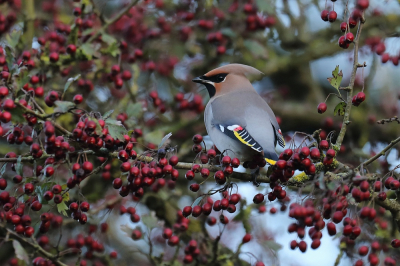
left=371, top=192, right=400, bottom=231
left=15, top=102, right=73, bottom=137
left=377, top=116, right=400, bottom=125
left=22, top=0, right=35, bottom=46
left=335, top=18, right=365, bottom=147
left=358, top=136, right=400, bottom=168
left=87, top=0, right=141, bottom=43
left=0, top=225, right=68, bottom=266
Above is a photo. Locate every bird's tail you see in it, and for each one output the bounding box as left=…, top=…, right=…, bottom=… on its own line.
left=265, top=158, right=276, bottom=165
left=264, top=150, right=278, bottom=165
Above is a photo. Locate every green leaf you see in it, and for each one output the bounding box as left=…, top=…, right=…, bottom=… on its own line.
left=327, top=65, right=343, bottom=92
left=101, top=33, right=117, bottom=45
left=91, top=118, right=104, bottom=136
left=16, top=156, right=22, bottom=176
left=54, top=101, right=75, bottom=113
left=256, top=0, right=275, bottom=13
left=13, top=240, right=29, bottom=264
left=334, top=102, right=346, bottom=116
left=260, top=240, right=283, bottom=252
left=57, top=201, right=69, bottom=217
left=244, top=40, right=268, bottom=59
left=35, top=184, right=48, bottom=204
left=102, top=109, right=114, bottom=120
left=144, top=130, right=164, bottom=145
left=6, top=23, right=23, bottom=49
left=62, top=191, right=70, bottom=202
left=233, top=206, right=251, bottom=221
left=105, top=119, right=127, bottom=140
left=191, top=196, right=205, bottom=208
left=79, top=43, right=99, bottom=60
left=220, top=28, right=237, bottom=38
left=126, top=102, right=143, bottom=118
left=10, top=107, right=26, bottom=123
left=68, top=25, right=79, bottom=45
left=101, top=41, right=120, bottom=57
left=63, top=74, right=81, bottom=95
left=5, top=46, right=16, bottom=70
left=141, top=215, right=158, bottom=229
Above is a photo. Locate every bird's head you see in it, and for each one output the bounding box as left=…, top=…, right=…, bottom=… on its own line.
left=192, top=64, right=263, bottom=98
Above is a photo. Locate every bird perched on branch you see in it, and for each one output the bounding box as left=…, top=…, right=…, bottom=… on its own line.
left=192, top=64, right=285, bottom=180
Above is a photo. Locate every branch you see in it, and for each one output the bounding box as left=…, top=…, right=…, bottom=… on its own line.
left=377, top=116, right=400, bottom=125
left=22, top=0, right=35, bottom=46
left=0, top=225, right=68, bottom=266
left=87, top=0, right=140, bottom=43
left=335, top=18, right=365, bottom=147
left=358, top=135, right=400, bottom=168
left=371, top=192, right=400, bottom=231
left=15, top=102, right=72, bottom=137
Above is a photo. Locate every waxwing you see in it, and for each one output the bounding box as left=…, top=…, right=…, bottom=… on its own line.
left=192, top=64, right=285, bottom=168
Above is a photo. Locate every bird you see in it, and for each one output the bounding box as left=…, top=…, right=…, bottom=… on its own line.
left=192, top=63, right=285, bottom=172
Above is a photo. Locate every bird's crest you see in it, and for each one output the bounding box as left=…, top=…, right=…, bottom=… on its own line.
left=205, top=64, right=263, bottom=78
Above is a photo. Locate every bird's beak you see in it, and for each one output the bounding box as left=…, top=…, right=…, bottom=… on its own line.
left=192, top=76, right=204, bottom=84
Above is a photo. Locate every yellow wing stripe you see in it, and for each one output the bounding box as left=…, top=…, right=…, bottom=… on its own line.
left=265, top=158, right=276, bottom=165
left=233, top=131, right=255, bottom=146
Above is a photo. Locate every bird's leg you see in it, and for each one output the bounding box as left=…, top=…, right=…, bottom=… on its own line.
left=251, top=167, right=260, bottom=187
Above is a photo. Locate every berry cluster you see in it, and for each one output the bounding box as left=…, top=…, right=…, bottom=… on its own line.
left=320, top=0, right=369, bottom=49
left=182, top=190, right=241, bottom=224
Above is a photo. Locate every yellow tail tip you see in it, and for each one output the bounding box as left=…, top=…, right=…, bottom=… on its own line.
left=265, top=158, right=276, bottom=165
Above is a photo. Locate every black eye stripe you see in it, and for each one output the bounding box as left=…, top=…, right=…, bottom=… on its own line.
left=203, top=73, right=228, bottom=83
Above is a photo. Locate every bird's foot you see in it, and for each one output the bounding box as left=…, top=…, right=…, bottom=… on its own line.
left=251, top=168, right=260, bottom=187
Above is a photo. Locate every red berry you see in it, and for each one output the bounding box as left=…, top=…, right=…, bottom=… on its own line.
left=168, top=235, right=179, bottom=246
left=82, top=161, right=93, bottom=173
left=192, top=134, right=203, bottom=144
left=358, top=245, right=369, bottom=256
left=356, top=0, right=369, bottom=10
left=207, top=149, right=217, bottom=158
left=242, top=233, right=252, bottom=243
left=182, top=206, right=192, bottom=217
left=131, top=229, right=142, bottom=240
left=311, top=239, right=321, bottom=249
left=338, top=36, right=350, bottom=49
left=391, top=239, right=400, bottom=248
left=298, top=241, right=307, bottom=252
left=189, top=183, right=200, bottom=192
left=326, top=149, right=336, bottom=158
left=345, top=32, right=354, bottom=43
left=340, top=22, right=348, bottom=32
left=328, top=11, right=337, bottom=22
left=317, top=102, right=327, bottom=114
left=310, top=148, right=320, bottom=160
left=253, top=193, right=264, bottom=204
left=73, top=94, right=83, bottom=104
left=321, top=10, right=329, bottom=21
left=319, top=140, right=329, bottom=150
left=49, top=52, right=59, bottom=62
left=162, top=228, right=173, bottom=239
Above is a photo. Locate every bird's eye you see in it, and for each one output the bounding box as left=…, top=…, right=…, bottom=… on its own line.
left=217, top=75, right=225, bottom=82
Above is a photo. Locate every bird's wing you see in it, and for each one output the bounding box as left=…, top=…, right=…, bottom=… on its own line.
left=216, top=124, right=263, bottom=152
left=208, top=91, right=280, bottom=164
left=215, top=124, right=277, bottom=165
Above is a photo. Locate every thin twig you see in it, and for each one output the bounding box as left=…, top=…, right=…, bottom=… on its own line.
left=377, top=116, right=400, bottom=125
left=87, top=0, right=141, bottom=43
left=358, top=136, right=400, bottom=168
left=0, top=226, right=68, bottom=266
